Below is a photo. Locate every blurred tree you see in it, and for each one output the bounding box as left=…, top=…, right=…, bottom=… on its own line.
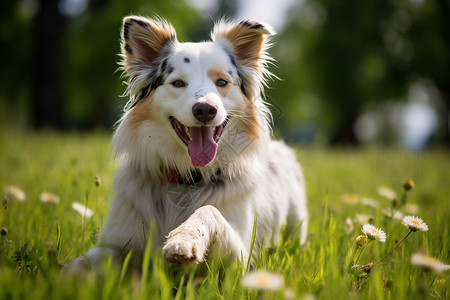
left=271, top=0, right=407, bottom=145
left=0, top=0, right=200, bottom=130
left=31, top=0, right=66, bottom=129
left=404, top=0, right=450, bottom=145
left=270, top=0, right=449, bottom=146
left=0, top=1, right=33, bottom=128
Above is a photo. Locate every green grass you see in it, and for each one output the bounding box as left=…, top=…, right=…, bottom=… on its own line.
left=1, top=130, right=449, bottom=299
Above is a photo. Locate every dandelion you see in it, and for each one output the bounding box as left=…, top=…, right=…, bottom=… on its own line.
left=241, top=270, right=283, bottom=291
left=401, top=215, right=429, bottom=232
left=378, top=186, right=396, bottom=201
left=379, top=215, right=429, bottom=264
left=411, top=252, right=450, bottom=273
left=5, top=185, right=26, bottom=201
left=361, top=224, right=386, bottom=242
left=39, top=192, right=60, bottom=204
left=72, top=202, right=94, bottom=218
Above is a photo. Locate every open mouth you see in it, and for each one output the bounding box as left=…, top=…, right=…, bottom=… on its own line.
left=170, top=116, right=229, bottom=167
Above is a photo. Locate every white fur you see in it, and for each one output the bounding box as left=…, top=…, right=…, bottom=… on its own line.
left=65, top=17, right=307, bottom=273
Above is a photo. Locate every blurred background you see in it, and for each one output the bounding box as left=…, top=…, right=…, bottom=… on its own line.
left=1, top=0, right=449, bottom=149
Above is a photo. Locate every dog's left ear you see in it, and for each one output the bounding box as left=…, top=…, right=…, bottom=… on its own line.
left=212, top=20, right=275, bottom=99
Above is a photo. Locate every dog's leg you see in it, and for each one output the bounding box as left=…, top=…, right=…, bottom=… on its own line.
left=162, top=205, right=247, bottom=264
left=63, top=246, right=120, bottom=274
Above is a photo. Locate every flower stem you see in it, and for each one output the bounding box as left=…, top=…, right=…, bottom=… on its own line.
left=354, top=240, right=372, bottom=266
left=379, top=229, right=413, bottom=264
left=348, top=245, right=359, bottom=268
left=400, top=191, right=408, bottom=206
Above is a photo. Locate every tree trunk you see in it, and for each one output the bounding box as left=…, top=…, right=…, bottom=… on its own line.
left=442, top=94, right=450, bottom=147
left=329, top=110, right=359, bottom=146
left=31, top=0, right=66, bottom=129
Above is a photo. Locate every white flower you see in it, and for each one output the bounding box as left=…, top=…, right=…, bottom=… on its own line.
left=378, top=186, right=396, bottom=200
left=401, top=216, right=428, bottom=232
left=361, top=197, right=379, bottom=208
left=381, top=208, right=403, bottom=220
left=404, top=203, right=419, bottom=214
left=242, top=271, right=283, bottom=291
left=361, top=224, right=386, bottom=242
left=72, top=202, right=94, bottom=218
left=411, top=252, right=450, bottom=273
left=283, top=287, right=295, bottom=299
left=345, top=217, right=354, bottom=233
left=39, top=192, right=60, bottom=203
left=355, top=214, right=373, bottom=225
left=5, top=185, right=26, bottom=201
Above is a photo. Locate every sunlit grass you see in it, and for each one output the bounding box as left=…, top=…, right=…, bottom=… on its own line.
left=0, top=130, right=449, bottom=299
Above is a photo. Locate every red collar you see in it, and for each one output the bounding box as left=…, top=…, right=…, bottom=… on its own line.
left=165, top=169, right=203, bottom=185
left=166, top=169, right=182, bottom=183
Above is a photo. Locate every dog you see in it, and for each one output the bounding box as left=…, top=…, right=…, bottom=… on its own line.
left=66, top=16, right=307, bottom=272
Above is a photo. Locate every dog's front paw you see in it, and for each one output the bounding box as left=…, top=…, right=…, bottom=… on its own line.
left=162, top=227, right=208, bottom=264
left=62, top=255, right=89, bottom=275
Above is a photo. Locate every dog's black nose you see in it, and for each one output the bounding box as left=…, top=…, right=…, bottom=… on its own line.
left=192, top=102, right=217, bottom=123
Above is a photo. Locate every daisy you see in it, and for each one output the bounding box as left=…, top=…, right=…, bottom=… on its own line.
left=39, top=192, right=60, bottom=203
left=377, top=186, right=396, bottom=200
left=381, top=208, right=403, bottom=220
left=355, top=214, right=373, bottom=225
left=241, top=270, right=283, bottom=291
left=72, top=202, right=94, bottom=218
left=401, top=216, right=429, bottom=232
left=361, top=197, right=379, bottom=208
left=361, top=224, right=386, bottom=242
left=404, top=203, right=419, bottom=214
left=5, top=185, right=26, bottom=201
left=345, top=217, right=354, bottom=234
left=411, top=252, right=450, bottom=273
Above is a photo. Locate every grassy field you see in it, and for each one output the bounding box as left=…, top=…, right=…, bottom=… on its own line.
left=1, top=130, right=449, bottom=299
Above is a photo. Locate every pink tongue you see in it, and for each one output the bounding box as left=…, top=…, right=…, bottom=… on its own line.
left=188, top=127, right=217, bottom=167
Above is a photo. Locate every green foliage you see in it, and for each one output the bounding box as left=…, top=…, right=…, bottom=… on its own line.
left=0, top=130, right=449, bottom=299
left=269, top=0, right=450, bottom=144
left=0, top=0, right=201, bottom=130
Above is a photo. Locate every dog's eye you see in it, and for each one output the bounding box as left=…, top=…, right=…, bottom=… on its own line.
left=216, top=79, right=228, bottom=87
left=171, top=80, right=186, bottom=88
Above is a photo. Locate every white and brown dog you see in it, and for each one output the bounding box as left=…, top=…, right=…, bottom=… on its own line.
left=66, top=16, right=307, bottom=272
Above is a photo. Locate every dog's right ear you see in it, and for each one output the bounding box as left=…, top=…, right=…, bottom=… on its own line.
left=120, top=16, right=177, bottom=108
left=121, top=16, right=177, bottom=71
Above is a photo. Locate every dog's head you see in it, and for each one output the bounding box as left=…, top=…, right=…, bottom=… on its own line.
left=115, top=16, right=275, bottom=179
